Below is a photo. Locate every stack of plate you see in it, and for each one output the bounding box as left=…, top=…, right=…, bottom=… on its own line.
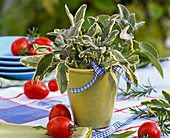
left=0, top=36, right=35, bottom=80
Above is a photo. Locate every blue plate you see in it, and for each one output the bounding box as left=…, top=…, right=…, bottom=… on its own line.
left=0, top=36, right=28, bottom=60
left=0, top=66, right=35, bottom=72
left=0, top=71, right=35, bottom=80
left=0, top=60, right=23, bottom=66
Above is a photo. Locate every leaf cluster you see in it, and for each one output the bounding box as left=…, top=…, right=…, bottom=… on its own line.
left=20, top=4, right=163, bottom=93
left=130, top=90, right=170, bottom=136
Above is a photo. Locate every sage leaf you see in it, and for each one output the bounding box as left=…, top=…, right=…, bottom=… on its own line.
left=20, top=55, right=42, bottom=68
left=142, top=51, right=163, bottom=78
left=56, top=62, right=69, bottom=94
left=139, top=42, right=158, bottom=59
left=65, top=5, right=74, bottom=26
left=128, top=13, right=135, bottom=27
left=162, top=90, right=170, bottom=104
left=73, top=4, right=87, bottom=23
left=68, top=19, right=84, bottom=38
left=141, top=99, right=169, bottom=108
left=33, top=53, right=54, bottom=81
left=117, top=4, right=130, bottom=20
left=120, top=25, right=134, bottom=40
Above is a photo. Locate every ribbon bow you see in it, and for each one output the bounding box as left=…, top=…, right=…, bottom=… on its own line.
left=70, top=61, right=133, bottom=93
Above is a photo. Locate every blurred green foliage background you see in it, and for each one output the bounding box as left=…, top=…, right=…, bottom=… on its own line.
left=0, top=0, right=170, bottom=56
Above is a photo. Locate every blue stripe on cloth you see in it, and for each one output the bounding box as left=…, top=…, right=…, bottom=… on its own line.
left=70, top=61, right=133, bottom=93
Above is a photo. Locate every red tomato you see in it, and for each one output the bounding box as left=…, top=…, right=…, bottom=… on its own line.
left=138, top=122, right=161, bottom=138
left=24, top=80, right=49, bottom=99
left=11, top=38, right=31, bottom=56
left=48, top=79, right=58, bottom=91
left=49, top=104, right=71, bottom=121
left=47, top=116, right=74, bottom=138
left=33, top=37, right=53, bottom=52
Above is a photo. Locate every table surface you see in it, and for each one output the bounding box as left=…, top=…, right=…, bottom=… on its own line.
left=0, top=58, right=170, bottom=138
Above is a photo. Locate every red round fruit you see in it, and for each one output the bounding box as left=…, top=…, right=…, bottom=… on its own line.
left=48, top=79, right=58, bottom=91
left=138, top=122, right=161, bottom=138
left=49, top=104, right=71, bottom=121
left=47, top=116, right=74, bottom=138
left=24, top=80, right=49, bottom=99
left=33, top=37, right=53, bottom=51
left=11, top=38, right=31, bottom=56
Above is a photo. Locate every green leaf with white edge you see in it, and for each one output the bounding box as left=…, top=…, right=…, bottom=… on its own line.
left=127, top=67, right=138, bottom=86
left=127, top=54, right=140, bottom=65
left=128, top=13, right=135, bottom=27
left=134, top=21, right=145, bottom=30
left=108, top=131, right=136, bottom=138
left=109, top=14, right=120, bottom=20
left=20, top=55, right=42, bottom=68
left=162, top=90, right=170, bottom=104
left=101, top=19, right=116, bottom=41
left=68, top=19, right=85, bottom=38
left=87, top=23, right=102, bottom=37
left=96, top=14, right=110, bottom=23
left=142, top=51, right=163, bottom=78
left=117, top=4, right=130, bottom=20
left=33, top=44, right=52, bottom=54
left=74, top=35, right=97, bottom=48
left=65, top=5, right=74, bottom=26
left=87, top=16, right=96, bottom=26
left=111, top=49, right=128, bottom=65
left=139, top=42, right=158, bottom=59
left=73, top=4, right=87, bottom=24
left=120, top=25, right=134, bottom=40
left=54, top=35, right=66, bottom=47
left=33, top=53, right=54, bottom=81
left=141, top=99, right=169, bottom=108
left=104, top=30, right=119, bottom=45
left=147, top=106, right=170, bottom=116
left=56, top=62, right=69, bottom=94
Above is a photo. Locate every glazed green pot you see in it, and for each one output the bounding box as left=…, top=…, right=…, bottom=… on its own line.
left=67, top=68, right=118, bottom=129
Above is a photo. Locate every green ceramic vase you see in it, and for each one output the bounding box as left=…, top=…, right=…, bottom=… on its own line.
left=67, top=68, right=118, bottom=129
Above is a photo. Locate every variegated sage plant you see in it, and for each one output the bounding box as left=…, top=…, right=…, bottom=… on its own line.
left=20, top=4, right=163, bottom=94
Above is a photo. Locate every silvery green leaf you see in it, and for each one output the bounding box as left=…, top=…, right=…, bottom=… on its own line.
left=68, top=19, right=84, bottom=38
left=74, top=35, right=97, bottom=48
left=33, top=44, right=51, bottom=54
left=56, top=62, right=68, bottom=94
left=65, top=5, right=74, bottom=26
left=87, top=16, right=96, bottom=25
left=104, top=30, right=119, bottom=45
left=109, top=14, right=119, bottom=20
left=139, top=42, right=158, bottom=59
left=127, top=55, right=140, bottom=65
left=33, top=53, right=54, bottom=81
left=96, top=14, right=110, bottom=23
left=55, top=35, right=66, bottom=47
left=134, top=21, right=145, bottom=30
left=110, top=49, right=128, bottom=65
left=87, top=23, right=102, bottom=37
left=120, top=25, right=134, bottom=40
left=117, top=4, right=130, bottom=20
left=73, top=4, right=87, bottom=23
left=101, top=19, right=115, bottom=41
left=20, top=55, right=42, bottom=68
left=128, top=13, right=136, bottom=27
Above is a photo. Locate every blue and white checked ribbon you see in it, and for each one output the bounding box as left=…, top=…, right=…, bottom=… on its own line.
left=91, top=113, right=138, bottom=138
left=70, top=61, right=133, bottom=93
